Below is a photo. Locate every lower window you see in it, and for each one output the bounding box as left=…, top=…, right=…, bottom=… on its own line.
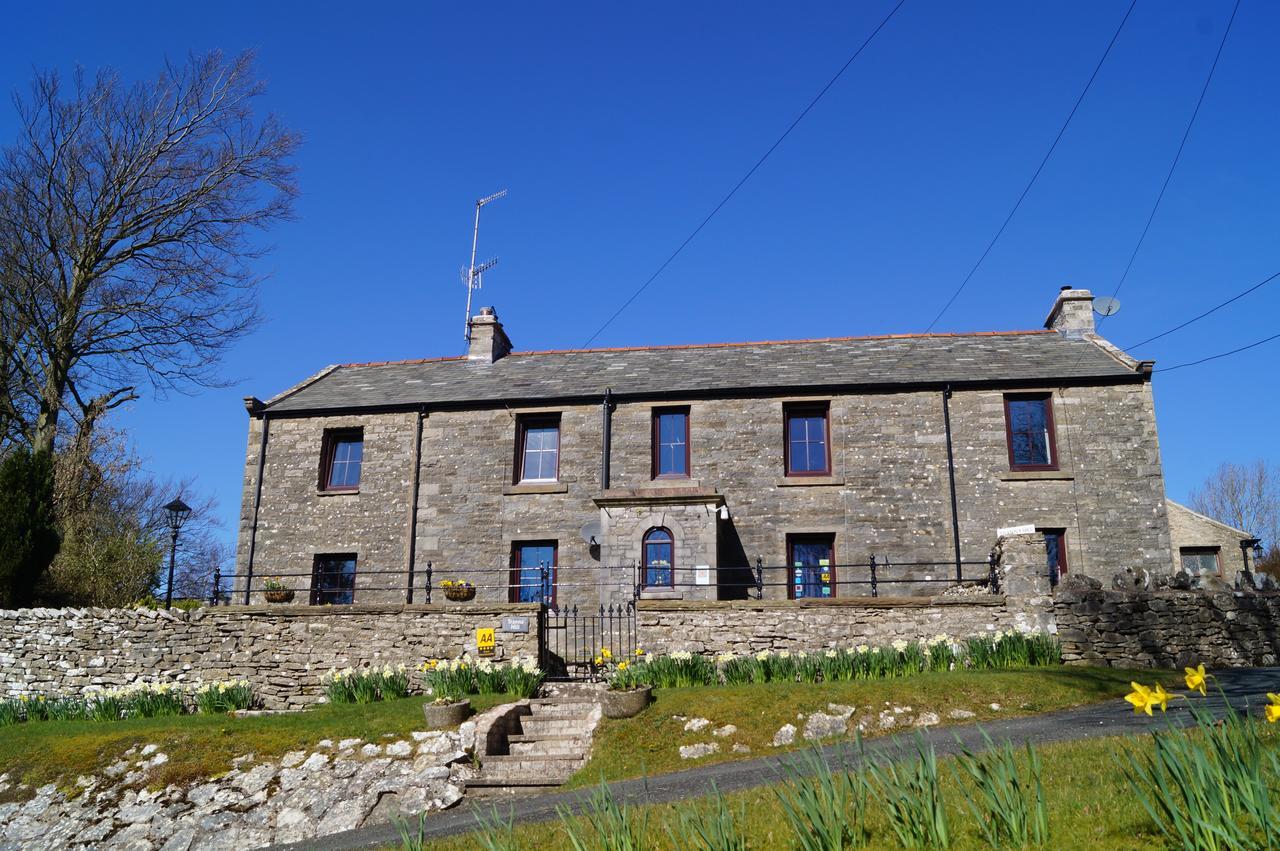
left=787, top=534, right=835, bottom=599
left=643, top=528, right=674, bottom=587
left=1180, top=547, right=1220, bottom=577
left=1040, top=529, right=1067, bottom=587
left=311, top=554, right=356, bottom=605
left=511, top=542, right=557, bottom=605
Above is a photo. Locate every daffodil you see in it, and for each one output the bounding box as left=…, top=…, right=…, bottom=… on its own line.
left=1150, top=683, right=1171, bottom=713
left=1184, top=664, right=1208, bottom=696
left=594, top=656, right=603, bottom=666
left=1266, top=693, right=1280, bottom=724
left=1126, top=682, right=1156, bottom=716
left=601, top=647, right=613, bottom=660
left=617, top=661, right=629, bottom=671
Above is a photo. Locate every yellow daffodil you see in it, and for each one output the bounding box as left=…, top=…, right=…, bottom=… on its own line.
left=1126, top=682, right=1156, bottom=716
left=1184, top=664, right=1208, bottom=696
left=594, top=656, right=603, bottom=666
left=617, top=661, right=629, bottom=671
left=601, top=647, right=613, bottom=660
left=635, top=648, right=645, bottom=657
left=1266, top=694, right=1280, bottom=724
left=1150, top=683, right=1171, bottom=713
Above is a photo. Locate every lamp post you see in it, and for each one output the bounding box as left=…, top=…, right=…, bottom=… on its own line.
left=1240, top=537, right=1262, bottom=575
left=163, top=498, right=192, bottom=608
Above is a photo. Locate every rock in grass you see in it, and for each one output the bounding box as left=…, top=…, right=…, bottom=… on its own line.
left=712, top=724, right=737, bottom=738
left=803, top=712, right=848, bottom=741
left=679, top=742, right=720, bottom=760
left=772, top=724, right=797, bottom=747
left=683, top=717, right=711, bottom=732
left=947, top=708, right=976, bottom=720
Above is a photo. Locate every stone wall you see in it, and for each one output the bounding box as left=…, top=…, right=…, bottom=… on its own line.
left=635, top=595, right=1055, bottom=656
left=0, top=604, right=538, bottom=709
left=1054, top=589, right=1280, bottom=668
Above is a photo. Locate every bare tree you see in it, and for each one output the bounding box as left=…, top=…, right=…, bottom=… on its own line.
left=1188, top=459, right=1280, bottom=565
left=0, top=51, right=299, bottom=454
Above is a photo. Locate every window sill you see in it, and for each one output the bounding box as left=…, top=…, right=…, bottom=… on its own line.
left=776, top=476, right=845, bottom=487
left=638, top=588, right=683, bottom=601
left=999, top=471, right=1074, bottom=482
left=503, top=482, right=570, bottom=495
left=317, top=488, right=360, bottom=496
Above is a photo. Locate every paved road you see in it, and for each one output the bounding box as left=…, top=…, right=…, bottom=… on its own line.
left=277, top=667, right=1279, bottom=851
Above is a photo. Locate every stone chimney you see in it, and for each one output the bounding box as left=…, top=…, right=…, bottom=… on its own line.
left=1044, top=286, right=1095, bottom=339
left=467, top=307, right=513, bottom=363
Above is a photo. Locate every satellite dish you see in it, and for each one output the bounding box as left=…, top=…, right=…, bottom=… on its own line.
left=580, top=520, right=603, bottom=547
left=1093, top=296, right=1121, bottom=316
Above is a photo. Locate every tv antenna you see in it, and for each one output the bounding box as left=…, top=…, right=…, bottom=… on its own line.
left=463, top=189, right=507, bottom=343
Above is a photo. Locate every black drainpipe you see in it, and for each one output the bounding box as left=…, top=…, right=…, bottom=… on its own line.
left=244, top=412, right=271, bottom=604
left=405, top=407, right=425, bottom=603
left=601, top=388, right=613, bottom=490
left=942, top=386, right=962, bottom=583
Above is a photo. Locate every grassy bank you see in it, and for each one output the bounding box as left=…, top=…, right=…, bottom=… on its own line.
left=0, top=692, right=513, bottom=800
left=437, top=719, right=1280, bottom=850
left=566, top=666, right=1179, bottom=787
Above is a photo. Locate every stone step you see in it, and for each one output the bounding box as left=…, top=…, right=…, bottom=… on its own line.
left=517, top=717, right=593, bottom=736
left=509, top=738, right=587, bottom=756
left=482, top=753, right=586, bottom=765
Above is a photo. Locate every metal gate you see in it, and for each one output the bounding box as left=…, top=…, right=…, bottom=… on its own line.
left=538, top=602, right=637, bottom=681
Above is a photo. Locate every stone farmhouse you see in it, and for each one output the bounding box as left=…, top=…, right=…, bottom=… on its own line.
left=233, top=286, right=1255, bottom=608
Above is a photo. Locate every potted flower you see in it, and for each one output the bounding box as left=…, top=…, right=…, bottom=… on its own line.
left=597, top=647, right=653, bottom=719
left=419, top=658, right=473, bottom=727
left=262, top=578, right=295, bottom=604
left=441, top=579, right=476, bottom=602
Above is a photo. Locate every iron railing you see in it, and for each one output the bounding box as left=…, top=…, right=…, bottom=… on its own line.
left=216, top=552, right=999, bottom=606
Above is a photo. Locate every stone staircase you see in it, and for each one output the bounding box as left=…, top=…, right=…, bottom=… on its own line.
left=469, top=692, right=602, bottom=792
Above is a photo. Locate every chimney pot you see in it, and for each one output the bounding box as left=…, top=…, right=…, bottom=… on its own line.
left=467, top=307, right=513, bottom=363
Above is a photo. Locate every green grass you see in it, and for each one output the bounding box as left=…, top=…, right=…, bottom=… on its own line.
left=566, top=666, right=1179, bottom=788
left=0, top=692, right=514, bottom=801
left=433, top=722, right=1280, bottom=850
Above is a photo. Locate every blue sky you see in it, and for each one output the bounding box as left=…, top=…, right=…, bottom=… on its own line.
left=4, top=1, right=1276, bottom=548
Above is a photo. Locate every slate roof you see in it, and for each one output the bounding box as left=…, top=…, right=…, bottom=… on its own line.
left=261, top=330, right=1140, bottom=414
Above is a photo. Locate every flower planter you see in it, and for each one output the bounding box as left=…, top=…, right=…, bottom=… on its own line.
left=264, top=589, right=295, bottom=604
left=422, top=699, right=472, bottom=728
left=443, top=586, right=476, bottom=602
left=601, top=685, right=652, bottom=719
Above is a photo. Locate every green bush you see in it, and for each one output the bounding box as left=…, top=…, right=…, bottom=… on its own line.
left=0, top=448, right=60, bottom=609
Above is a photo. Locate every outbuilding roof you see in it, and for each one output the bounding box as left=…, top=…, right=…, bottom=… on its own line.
left=260, top=330, right=1142, bottom=414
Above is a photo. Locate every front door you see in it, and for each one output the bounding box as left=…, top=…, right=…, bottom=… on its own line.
left=787, top=534, right=835, bottom=599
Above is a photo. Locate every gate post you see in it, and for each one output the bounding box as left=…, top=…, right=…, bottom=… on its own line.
left=754, top=557, right=764, bottom=600
left=869, top=555, right=879, bottom=598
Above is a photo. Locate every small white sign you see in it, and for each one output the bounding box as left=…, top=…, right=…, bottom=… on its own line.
left=997, top=524, right=1037, bottom=537
left=694, top=565, right=711, bottom=586
left=501, top=616, right=529, bottom=633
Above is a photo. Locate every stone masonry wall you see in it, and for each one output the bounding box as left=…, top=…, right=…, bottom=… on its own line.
left=0, top=604, right=538, bottom=709
left=1165, top=500, right=1255, bottom=583
left=239, top=379, right=1171, bottom=610
left=1054, top=589, right=1280, bottom=668
left=635, top=595, right=1055, bottom=656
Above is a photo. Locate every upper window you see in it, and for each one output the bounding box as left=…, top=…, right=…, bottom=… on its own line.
left=784, top=404, right=831, bottom=476
left=1180, top=547, right=1220, bottom=577
left=1004, top=395, right=1058, bottom=471
left=652, top=408, right=690, bottom=479
left=321, top=429, right=363, bottom=491
left=643, top=528, right=674, bottom=587
left=517, top=415, right=560, bottom=483
left=311, top=554, right=356, bottom=605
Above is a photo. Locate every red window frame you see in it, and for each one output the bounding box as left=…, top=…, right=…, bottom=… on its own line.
left=515, top=414, right=561, bottom=484
left=509, top=541, right=558, bottom=605
left=783, top=403, right=832, bottom=477
left=319, top=428, right=363, bottom=491
left=786, top=533, right=836, bottom=600
left=642, top=527, right=675, bottom=588
left=1003, top=394, right=1059, bottom=471
left=651, top=408, right=691, bottom=480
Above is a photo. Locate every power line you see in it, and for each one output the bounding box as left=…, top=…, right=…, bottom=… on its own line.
left=573, top=0, right=908, bottom=351
left=1126, top=269, right=1280, bottom=350
left=1098, top=0, right=1241, bottom=327
left=919, top=0, right=1138, bottom=334
left=1155, top=331, right=1280, bottom=373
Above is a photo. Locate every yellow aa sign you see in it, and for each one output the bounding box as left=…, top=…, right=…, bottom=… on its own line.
left=476, top=627, right=496, bottom=656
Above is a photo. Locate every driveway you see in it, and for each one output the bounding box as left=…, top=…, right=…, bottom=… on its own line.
left=275, top=666, right=1280, bottom=850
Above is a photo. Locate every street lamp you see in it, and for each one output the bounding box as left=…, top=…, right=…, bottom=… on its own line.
left=163, top=498, right=192, bottom=608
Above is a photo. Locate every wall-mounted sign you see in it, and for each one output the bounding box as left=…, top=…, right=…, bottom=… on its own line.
left=997, top=524, right=1037, bottom=538
left=475, top=627, right=496, bottom=656
left=501, top=616, right=529, bottom=634
left=694, top=565, right=711, bottom=586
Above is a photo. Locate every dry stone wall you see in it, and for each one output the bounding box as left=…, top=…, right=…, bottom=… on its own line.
left=0, top=604, right=538, bottom=709
left=1054, top=589, right=1280, bottom=668
left=635, top=595, right=1055, bottom=656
